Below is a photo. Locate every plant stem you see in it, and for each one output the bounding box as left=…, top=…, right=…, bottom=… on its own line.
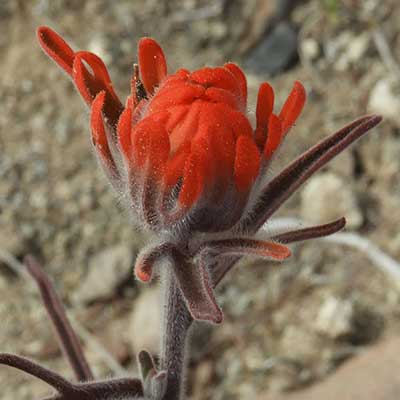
left=160, top=268, right=193, bottom=400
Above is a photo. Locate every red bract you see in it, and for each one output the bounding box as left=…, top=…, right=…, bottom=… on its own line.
left=37, top=26, right=304, bottom=232
left=37, top=26, right=381, bottom=325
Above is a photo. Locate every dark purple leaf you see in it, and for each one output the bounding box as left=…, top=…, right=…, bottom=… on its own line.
left=24, top=255, right=93, bottom=381
left=271, top=217, right=346, bottom=244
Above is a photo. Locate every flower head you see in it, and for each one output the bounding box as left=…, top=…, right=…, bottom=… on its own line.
left=37, top=26, right=305, bottom=234
left=37, top=26, right=381, bottom=324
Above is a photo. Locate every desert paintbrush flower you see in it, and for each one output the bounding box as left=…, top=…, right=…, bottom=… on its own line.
left=36, top=26, right=381, bottom=326
left=0, top=26, right=382, bottom=400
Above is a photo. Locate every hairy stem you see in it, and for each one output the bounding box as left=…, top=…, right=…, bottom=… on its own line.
left=160, top=268, right=193, bottom=400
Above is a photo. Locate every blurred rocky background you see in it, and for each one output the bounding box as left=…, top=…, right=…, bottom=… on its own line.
left=1, top=0, right=400, bottom=399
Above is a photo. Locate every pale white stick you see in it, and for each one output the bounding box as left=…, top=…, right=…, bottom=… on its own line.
left=0, top=249, right=30, bottom=279
left=68, top=314, right=128, bottom=376
left=321, top=232, right=400, bottom=281
left=372, top=29, right=400, bottom=81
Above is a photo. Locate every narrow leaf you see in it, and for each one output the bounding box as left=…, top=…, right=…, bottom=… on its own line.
left=24, top=256, right=93, bottom=382
left=0, top=353, right=74, bottom=393
left=170, top=250, right=223, bottom=324
left=241, top=115, right=382, bottom=232
left=201, top=238, right=291, bottom=260
left=271, top=217, right=346, bottom=243
left=137, top=350, right=157, bottom=382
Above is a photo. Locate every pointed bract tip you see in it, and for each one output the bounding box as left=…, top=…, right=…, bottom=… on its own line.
left=137, top=350, right=156, bottom=381
left=280, top=245, right=292, bottom=259
left=36, top=25, right=75, bottom=76
left=138, top=37, right=168, bottom=95
left=135, top=267, right=152, bottom=283
left=366, top=114, right=383, bottom=125
left=36, top=25, right=55, bottom=41
left=337, top=216, right=346, bottom=229
left=134, top=251, right=154, bottom=283
left=36, top=25, right=48, bottom=37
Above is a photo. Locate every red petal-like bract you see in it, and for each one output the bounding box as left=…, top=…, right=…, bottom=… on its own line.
left=255, top=81, right=305, bottom=160
left=131, top=115, right=170, bottom=174
left=264, top=114, right=283, bottom=159
left=164, top=143, right=190, bottom=188
left=190, top=67, right=241, bottom=99
left=179, top=140, right=208, bottom=207
left=147, top=123, right=170, bottom=179
left=234, top=135, right=261, bottom=192
left=73, top=52, right=116, bottom=103
left=37, top=26, right=75, bottom=75
left=138, top=37, right=168, bottom=95
left=90, top=91, right=120, bottom=182
left=73, top=52, right=123, bottom=124
left=279, top=80, right=306, bottom=133
left=90, top=92, right=112, bottom=162
left=255, top=82, right=274, bottom=147
left=224, top=62, right=247, bottom=110
left=117, top=107, right=133, bottom=164
left=37, top=26, right=124, bottom=126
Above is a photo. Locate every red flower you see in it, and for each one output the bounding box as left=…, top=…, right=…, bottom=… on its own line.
left=37, top=26, right=381, bottom=324
left=37, top=27, right=303, bottom=231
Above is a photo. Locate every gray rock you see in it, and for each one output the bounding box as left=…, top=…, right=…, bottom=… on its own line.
left=324, top=31, right=370, bottom=71
left=73, top=244, right=134, bottom=304
left=129, top=287, right=161, bottom=355
left=260, top=336, right=400, bottom=400
left=335, top=33, right=370, bottom=71
left=368, top=78, right=400, bottom=125
left=300, top=38, right=320, bottom=61
left=280, top=325, right=317, bottom=362
left=245, top=22, right=298, bottom=75
left=314, top=297, right=355, bottom=339
left=300, top=173, right=362, bottom=229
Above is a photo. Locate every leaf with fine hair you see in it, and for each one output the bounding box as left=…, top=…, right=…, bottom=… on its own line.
left=24, top=255, right=93, bottom=382
left=170, top=248, right=223, bottom=324
left=240, top=115, right=382, bottom=232
left=271, top=217, right=346, bottom=244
